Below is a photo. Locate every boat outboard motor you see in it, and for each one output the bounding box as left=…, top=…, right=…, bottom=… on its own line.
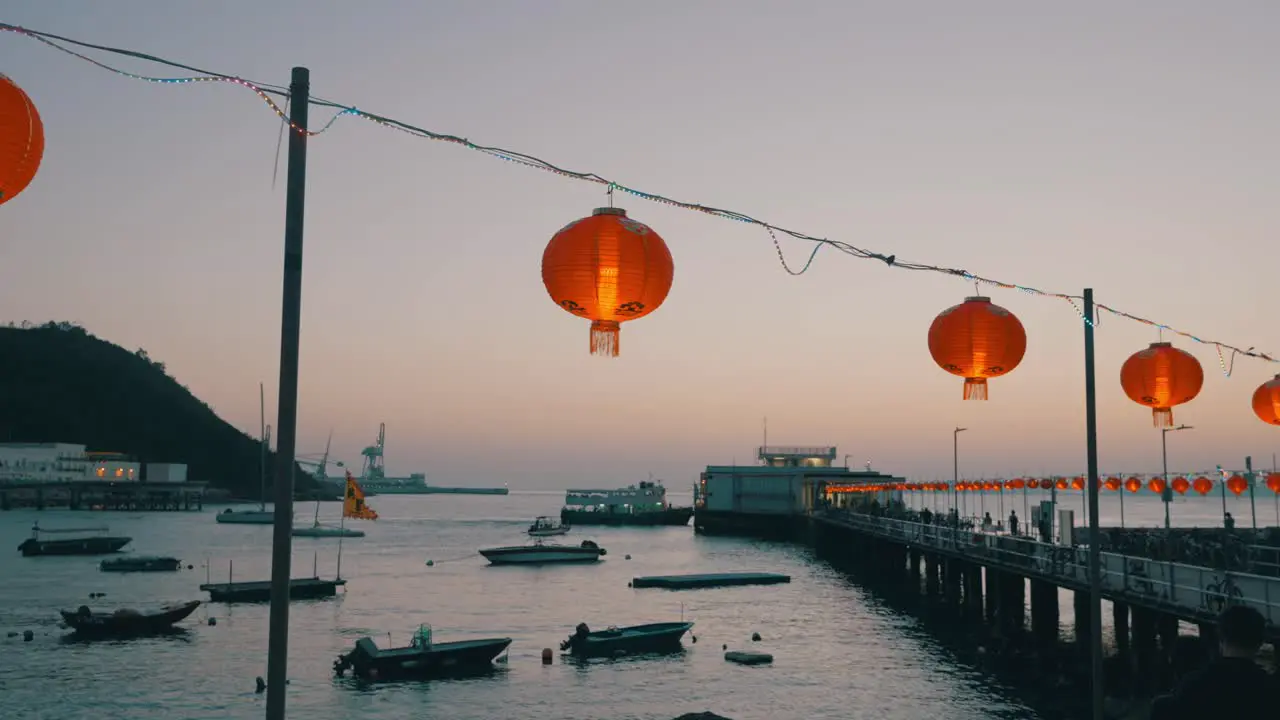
left=560, top=622, right=590, bottom=651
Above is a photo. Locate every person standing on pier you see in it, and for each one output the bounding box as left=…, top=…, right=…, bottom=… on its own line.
left=1008, top=510, right=1019, bottom=537
left=1149, top=605, right=1278, bottom=718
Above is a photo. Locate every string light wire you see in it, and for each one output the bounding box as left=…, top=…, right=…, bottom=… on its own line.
left=2, top=22, right=1274, bottom=371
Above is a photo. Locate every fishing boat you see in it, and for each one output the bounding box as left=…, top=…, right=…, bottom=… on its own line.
left=479, top=539, right=605, bottom=565
left=18, top=524, right=132, bottom=557
left=559, top=621, right=694, bottom=658
left=199, top=552, right=346, bottom=603
left=216, top=384, right=282, bottom=525
left=527, top=516, right=570, bottom=537
left=60, top=600, right=201, bottom=638
left=333, top=624, right=512, bottom=681
left=100, top=555, right=183, bottom=572
left=561, top=479, right=693, bottom=527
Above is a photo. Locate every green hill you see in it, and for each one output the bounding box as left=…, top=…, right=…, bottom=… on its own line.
left=0, top=321, right=315, bottom=497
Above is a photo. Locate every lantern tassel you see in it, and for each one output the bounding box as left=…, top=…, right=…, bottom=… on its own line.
left=1152, top=407, right=1173, bottom=427
left=589, top=320, right=620, bottom=358
left=962, top=377, right=988, bottom=401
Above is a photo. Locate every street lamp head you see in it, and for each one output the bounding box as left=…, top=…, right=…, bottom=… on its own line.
left=956, top=427, right=968, bottom=433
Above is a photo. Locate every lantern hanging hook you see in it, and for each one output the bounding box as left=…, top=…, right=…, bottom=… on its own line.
left=973, top=279, right=980, bottom=295
left=606, top=183, right=614, bottom=208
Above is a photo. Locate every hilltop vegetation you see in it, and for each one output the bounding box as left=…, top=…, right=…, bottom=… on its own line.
left=0, top=322, right=313, bottom=497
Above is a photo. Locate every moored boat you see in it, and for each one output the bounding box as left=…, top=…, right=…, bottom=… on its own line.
left=479, top=539, right=605, bottom=565
left=561, top=480, right=693, bottom=527
left=559, top=621, right=694, bottom=658
left=215, top=508, right=278, bottom=525
left=60, top=600, right=201, bottom=638
left=18, top=524, right=132, bottom=557
left=527, top=516, right=570, bottom=537
left=333, top=624, right=512, bottom=681
left=100, top=555, right=183, bottom=572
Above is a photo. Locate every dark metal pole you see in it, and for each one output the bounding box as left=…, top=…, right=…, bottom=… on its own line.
left=1083, top=288, right=1104, bottom=720
left=266, top=66, right=310, bottom=720
left=1246, top=456, right=1256, bottom=532
left=1162, top=429, right=1170, bottom=530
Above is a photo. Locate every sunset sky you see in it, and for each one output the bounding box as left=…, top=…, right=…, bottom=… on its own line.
left=1, top=2, right=1276, bottom=489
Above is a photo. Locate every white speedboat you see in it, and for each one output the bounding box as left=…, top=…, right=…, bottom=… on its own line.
left=527, top=516, right=570, bottom=537
left=479, top=539, right=605, bottom=566
left=293, top=524, right=364, bottom=538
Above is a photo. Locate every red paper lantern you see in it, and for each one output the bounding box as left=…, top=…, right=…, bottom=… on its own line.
left=1192, top=476, right=1213, bottom=496
left=1226, top=475, right=1248, bottom=497
left=1147, top=477, right=1167, bottom=494
left=1267, top=473, right=1280, bottom=494
left=1104, top=476, right=1121, bottom=491
left=542, top=207, right=674, bottom=357
left=1120, top=342, right=1204, bottom=427
left=1124, top=477, right=1142, bottom=493
left=1011, top=478, right=1026, bottom=490
left=1253, top=375, right=1280, bottom=426
left=1055, top=478, right=1068, bottom=491
left=1070, top=477, right=1085, bottom=491
left=927, top=297, right=1027, bottom=400
left=0, top=74, right=44, bottom=207
left=1171, top=477, right=1190, bottom=495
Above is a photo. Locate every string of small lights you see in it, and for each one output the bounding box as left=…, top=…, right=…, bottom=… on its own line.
left=2, top=22, right=1274, bottom=372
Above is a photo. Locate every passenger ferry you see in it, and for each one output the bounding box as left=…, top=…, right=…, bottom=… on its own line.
left=561, top=480, right=693, bottom=527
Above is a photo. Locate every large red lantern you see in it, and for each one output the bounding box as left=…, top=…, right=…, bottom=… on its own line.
left=0, top=74, right=44, bottom=207
left=1104, top=476, right=1121, bottom=491
left=927, top=297, right=1026, bottom=400
left=1120, top=342, right=1204, bottom=427
left=1148, top=477, right=1167, bottom=494
left=1226, top=475, right=1248, bottom=497
left=1267, top=473, right=1280, bottom=494
left=1192, top=476, right=1213, bottom=496
left=1253, top=375, right=1280, bottom=426
left=1124, top=476, right=1142, bottom=493
left=1171, top=477, right=1190, bottom=495
left=1070, top=476, right=1085, bottom=491
left=542, top=207, right=674, bottom=357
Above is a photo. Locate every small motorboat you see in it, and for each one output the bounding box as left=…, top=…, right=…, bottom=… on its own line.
left=292, top=524, right=365, bottom=538
left=19, top=524, right=131, bottom=557
left=334, top=624, right=512, bottom=681
left=479, top=539, right=606, bottom=565
left=560, top=621, right=694, bottom=658
left=214, top=508, right=277, bottom=524
left=59, top=600, right=202, bottom=638
left=100, top=556, right=183, bottom=573
left=527, top=516, right=570, bottom=537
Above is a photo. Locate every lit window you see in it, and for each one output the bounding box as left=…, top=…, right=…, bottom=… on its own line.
left=115, top=468, right=124, bottom=478
left=96, top=467, right=105, bottom=478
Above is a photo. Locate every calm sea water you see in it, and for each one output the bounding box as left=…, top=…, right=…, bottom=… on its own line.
left=1, top=491, right=1054, bottom=720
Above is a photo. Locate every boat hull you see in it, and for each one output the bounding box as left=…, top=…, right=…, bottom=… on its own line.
left=336, top=636, right=512, bottom=681
left=200, top=577, right=345, bottom=603
left=19, top=536, right=132, bottom=557
left=528, top=526, right=570, bottom=537
left=561, top=506, right=692, bottom=527
left=215, top=510, right=277, bottom=524
left=100, top=556, right=183, bottom=572
left=60, top=600, right=201, bottom=638
left=564, top=621, right=694, bottom=658
left=367, top=486, right=508, bottom=495
left=292, top=527, right=365, bottom=538
left=479, top=546, right=603, bottom=565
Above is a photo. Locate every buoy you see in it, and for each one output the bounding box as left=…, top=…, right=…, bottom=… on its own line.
left=23, top=630, right=34, bottom=641
left=255, top=677, right=266, bottom=694
left=187, top=564, right=194, bottom=570
left=6, top=631, right=16, bottom=638
left=691, top=635, right=697, bottom=643
left=426, top=560, right=434, bottom=567
left=541, top=648, right=553, bottom=665
left=627, top=581, right=633, bottom=587
left=624, top=554, right=631, bottom=560
left=208, top=617, right=217, bottom=626
left=751, top=632, right=761, bottom=642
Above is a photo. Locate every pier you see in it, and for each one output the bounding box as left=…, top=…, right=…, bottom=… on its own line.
left=808, top=507, right=1280, bottom=698
left=0, top=480, right=206, bottom=511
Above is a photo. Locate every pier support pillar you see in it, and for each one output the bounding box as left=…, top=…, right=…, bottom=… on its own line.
left=1132, top=607, right=1159, bottom=695
left=943, top=559, right=962, bottom=606
left=964, top=565, right=984, bottom=617
left=1029, top=580, right=1059, bottom=647
left=35, top=487, right=44, bottom=510
left=983, top=567, right=999, bottom=623
left=1114, top=601, right=1131, bottom=668
left=1002, top=573, right=1026, bottom=633
left=1073, top=590, right=1092, bottom=656
left=925, top=554, right=940, bottom=596
left=1156, top=614, right=1179, bottom=688
left=909, top=549, right=921, bottom=579
left=0, top=491, right=9, bottom=511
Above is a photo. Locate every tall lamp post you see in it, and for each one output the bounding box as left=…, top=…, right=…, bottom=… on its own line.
left=953, top=427, right=967, bottom=520
left=1160, top=424, right=1192, bottom=530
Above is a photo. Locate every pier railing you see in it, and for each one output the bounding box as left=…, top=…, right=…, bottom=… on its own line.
left=817, top=510, right=1280, bottom=632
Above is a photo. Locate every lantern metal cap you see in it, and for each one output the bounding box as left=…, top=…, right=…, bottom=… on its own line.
left=592, top=207, right=627, bottom=217
left=964, top=296, right=991, bottom=303
left=1149, top=341, right=1173, bottom=348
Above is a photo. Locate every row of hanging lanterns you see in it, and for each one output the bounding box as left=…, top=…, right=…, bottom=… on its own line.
left=833, top=473, right=1280, bottom=497
left=3, top=71, right=1278, bottom=425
